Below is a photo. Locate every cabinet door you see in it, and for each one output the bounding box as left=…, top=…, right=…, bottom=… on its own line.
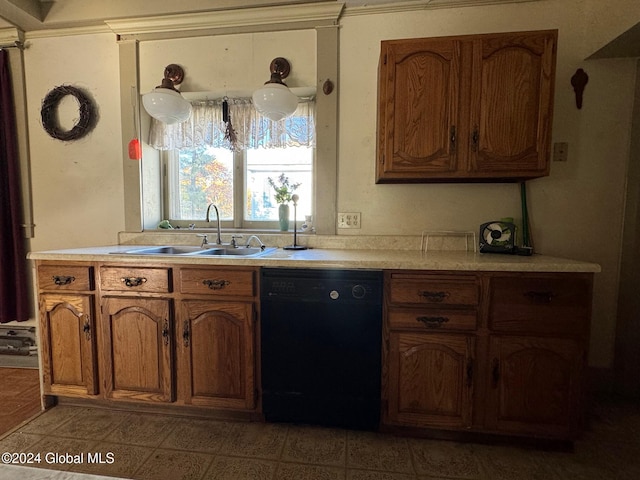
left=178, top=300, right=255, bottom=410
left=485, top=335, right=583, bottom=438
left=40, top=294, right=97, bottom=396
left=101, top=297, right=173, bottom=402
left=386, top=331, right=474, bottom=429
left=469, top=30, right=556, bottom=178
left=377, top=37, right=467, bottom=182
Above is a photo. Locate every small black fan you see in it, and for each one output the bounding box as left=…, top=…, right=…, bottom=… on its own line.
left=479, top=221, right=516, bottom=254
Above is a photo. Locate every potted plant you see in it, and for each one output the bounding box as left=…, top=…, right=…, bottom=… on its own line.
left=268, top=173, right=301, bottom=231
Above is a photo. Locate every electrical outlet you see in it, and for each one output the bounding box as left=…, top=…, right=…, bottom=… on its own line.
left=553, top=142, right=568, bottom=162
left=338, top=212, right=361, bottom=229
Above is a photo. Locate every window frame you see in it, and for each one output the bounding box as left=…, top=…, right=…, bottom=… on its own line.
left=162, top=146, right=315, bottom=231
left=118, top=21, right=338, bottom=234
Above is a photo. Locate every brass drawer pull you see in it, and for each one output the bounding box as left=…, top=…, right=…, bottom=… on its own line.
left=52, top=275, right=75, bottom=286
left=416, top=316, right=449, bottom=328
left=419, top=291, right=449, bottom=302
left=203, top=279, right=230, bottom=290
left=121, top=276, right=147, bottom=288
left=524, top=290, right=554, bottom=304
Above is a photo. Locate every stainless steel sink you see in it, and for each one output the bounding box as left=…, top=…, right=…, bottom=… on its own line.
left=120, top=246, right=205, bottom=255
left=191, top=247, right=271, bottom=256
left=116, top=245, right=276, bottom=257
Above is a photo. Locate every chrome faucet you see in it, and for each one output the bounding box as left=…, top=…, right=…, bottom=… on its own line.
left=205, top=203, right=222, bottom=245
left=245, top=235, right=266, bottom=251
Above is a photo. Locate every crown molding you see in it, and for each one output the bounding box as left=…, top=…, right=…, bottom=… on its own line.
left=24, top=23, right=112, bottom=39
left=343, top=0, right=538, bottom=17
left=0, top=26, right=23, bottom=45
left=106, top=2, right=345, bottom=41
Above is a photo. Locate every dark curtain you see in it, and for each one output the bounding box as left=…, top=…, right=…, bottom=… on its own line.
left=0, top=49, right=29, bottom=323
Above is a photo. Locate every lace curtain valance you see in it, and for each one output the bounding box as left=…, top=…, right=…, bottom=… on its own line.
left=148, top=97, right=315, bottom=151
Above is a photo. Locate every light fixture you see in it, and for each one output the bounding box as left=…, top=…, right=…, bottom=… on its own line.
left=142, top=64, right=192, bottom=125
left=252, top=57, right=299, bottom=122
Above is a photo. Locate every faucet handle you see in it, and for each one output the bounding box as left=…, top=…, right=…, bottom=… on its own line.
left=196, top=234, right=209, bottom=247
left=230, top=235, right=243, bottom=248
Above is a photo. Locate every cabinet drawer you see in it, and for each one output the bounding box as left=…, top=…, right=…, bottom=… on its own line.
left=388, top=307, right=477, bottom=331
left=100, top=267, right=171, bottom=293
left=179, top=268, right=256, bottom=297
left=38, top=265, right=93, bottom=291
left=489, top=275, right=592, bottom=335
left=388, top=274, right=479, bottom=306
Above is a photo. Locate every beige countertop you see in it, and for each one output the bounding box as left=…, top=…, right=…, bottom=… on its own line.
left=28, top=244, right=601, bottom=273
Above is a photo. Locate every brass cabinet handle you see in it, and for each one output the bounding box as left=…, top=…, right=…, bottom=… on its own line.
left=524, top=291, right=554, bottom=304
left=471, top=126, right=479, bottom=152
left=450, top=125, right=456, bottom=150
left=121, top=276, right=147, bottom=288
left=162, top=319, right=170, bottom=346
left=202, top=279, right=230, bottom=290
left=182, top=320, right=190, bottom=347
left=416, top=316, right=449, bottom=328
left=83, top=316, right=91, bottom=341
left=491, top=358, right=500, bottom=388
left=52, top=275, right=75, bottom=286
left=418, top=291, right=449, bottom=303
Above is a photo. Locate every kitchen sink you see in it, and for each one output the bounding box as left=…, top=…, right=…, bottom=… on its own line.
left=120, top=246, right=205, bottom=255
left=191, top=247, right=272, bottom=256
left=116, top=245, right=277, bottom=257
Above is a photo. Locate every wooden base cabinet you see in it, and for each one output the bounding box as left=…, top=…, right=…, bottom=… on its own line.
left=100, top=297, right=174, bottom=403
left=37, top=263, right=98, bottom=397
left=383, top=271, right=593, bottom=441
left=176, top=267, right=258, bottom=411
left=383, top=272, right=480, bottom=431
left=37, top=261, right=259, bottom=416
left=178, top=300, right=256, bottom=410
left=484, top=335, right=584, bottom=438
left=387, top=331, right=474, bottom=429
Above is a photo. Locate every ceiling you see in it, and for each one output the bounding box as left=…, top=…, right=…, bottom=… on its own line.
left=0, top=0, right=528, bottom=32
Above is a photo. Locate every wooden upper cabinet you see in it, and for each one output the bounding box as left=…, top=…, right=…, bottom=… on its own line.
left=377, top=37, right=465, bottom=179
left=376, top=30, right=557, bottom=183
left=470, top=31, right=556, bottom=177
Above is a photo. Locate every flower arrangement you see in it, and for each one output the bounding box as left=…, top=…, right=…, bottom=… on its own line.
left=268, top=173, right=301, bottom=204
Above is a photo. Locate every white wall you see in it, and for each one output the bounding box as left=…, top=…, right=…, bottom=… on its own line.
left=24, top=32, right=125, bottom=251
left=21, top=0, right=640, bottom=368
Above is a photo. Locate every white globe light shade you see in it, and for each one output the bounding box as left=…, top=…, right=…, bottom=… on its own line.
left=142, top=88, right=192, bottom=125
left=252, top=83, right=299, bottom=121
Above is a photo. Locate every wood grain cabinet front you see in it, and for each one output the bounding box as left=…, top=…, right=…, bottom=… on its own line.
left=177, top=300, right=256, bottom=410
left=39, top=293, right=98, bottom=397
left=383, top=270, right=593, bottom=441
left=376, top=29, right=556, bottom=182
left=483, top=273, right=593, bottom=438
left=175, top=266, right=258, bottom=411
left=36, top=261, right=98, bottom=398
left=100, top=296, right=174, bottom=403
left=383, top=272, right=480, bottom=430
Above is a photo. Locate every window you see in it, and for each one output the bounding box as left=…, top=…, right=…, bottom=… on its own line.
left=154, top=98, right=315, bottom=230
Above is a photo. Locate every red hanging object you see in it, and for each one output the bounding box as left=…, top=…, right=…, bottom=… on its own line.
left=128, top=138, right=142, bottom=160
left=129, top=88, right=142, bottom=160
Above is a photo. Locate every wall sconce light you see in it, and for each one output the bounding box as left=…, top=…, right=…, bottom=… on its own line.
left=252, top=57, right=299, bottom=122
left=142, top=64, right=192, bottom=124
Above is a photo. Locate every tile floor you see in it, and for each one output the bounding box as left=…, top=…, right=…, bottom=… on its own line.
left=0, top=396, right=638, bottom=480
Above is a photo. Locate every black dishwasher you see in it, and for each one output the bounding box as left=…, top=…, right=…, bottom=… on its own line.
left=260, top=268, right=383, bottom=430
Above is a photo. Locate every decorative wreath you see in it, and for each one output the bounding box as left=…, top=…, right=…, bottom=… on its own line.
left=40, top=85, right=98, bottom=141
